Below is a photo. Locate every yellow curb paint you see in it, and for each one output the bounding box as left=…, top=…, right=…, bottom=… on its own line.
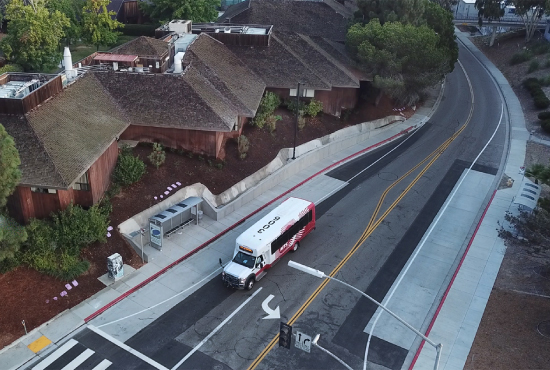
left=27, top=335, right=52, bottom=353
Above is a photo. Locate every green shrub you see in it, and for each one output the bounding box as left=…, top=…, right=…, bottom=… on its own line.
left=21, top=204, right=108, bottom=280
left=523, top=77, right=540, bottom=92
left=538, top=111, right=550, bottom=120
left=104, top=182, right=121, bottom=199
left=238, top=135, right=250, bottom=160
left=285, top=98, right=306, bottom=114
left=304, top=99, right=323, bottom=117
left=0, top=214, right=27, bottom=264
left=113, top=150, right=146, bottom=186
left=252, top=92, right=280, bottom=128
left=534, top=95, right=550, bottom=109
left=120, top=23, right=159, bottom=37
left=528, top=60, right=540, bottom=73
left=0, top=64, right=23, bottom=74
left=148, top=143, right=166, bottom=169
left=297, top=112, right=306, bottom=131
left=540, top=76, right=550, bottom=86
left=0, top=256, right=20, bottom=274
left=531, top=42, right=550, bottom=55
left=510, top=51, right=533, bottom=65
left=266, top=114, right=282, bottom=133
left=542, top=119, right=550, bottom=133
left=52, top=204, right=109, bottom=254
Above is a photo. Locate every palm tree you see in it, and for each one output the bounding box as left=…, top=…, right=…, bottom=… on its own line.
left=525, top=164, right=550, bottom=185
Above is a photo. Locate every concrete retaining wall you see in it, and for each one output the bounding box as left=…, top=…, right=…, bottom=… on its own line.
left=119, top=115, right=405, bottom=236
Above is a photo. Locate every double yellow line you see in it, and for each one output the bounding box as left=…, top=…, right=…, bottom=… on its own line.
left=248, top=61, right=474, bottom=370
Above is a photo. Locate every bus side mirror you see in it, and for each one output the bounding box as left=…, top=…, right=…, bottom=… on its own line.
left=219, top=258, right=223, bottom=267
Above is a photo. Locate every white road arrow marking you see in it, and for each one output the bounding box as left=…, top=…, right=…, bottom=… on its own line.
left=262, top=294, right=280, bottom=320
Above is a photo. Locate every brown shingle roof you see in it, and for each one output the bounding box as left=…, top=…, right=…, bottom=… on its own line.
left=184, top=34, right=265, bottom=117
left=1, top=115, right=64, bottom=188
left=219, top=0, right=349, bottom=42
left=94, top=70, right=238, bottom=132
left=22, top=74, right=129, bottom=188
left=110, top=36, right=170, bottom=57
left=226, top=34, right=330, bottom=90
left=275, top=32, right=359, bottom=88
left=308, top=36, right=372, bottom=81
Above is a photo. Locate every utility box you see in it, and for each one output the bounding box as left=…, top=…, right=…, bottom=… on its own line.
left=107, top=253, right=124, bottom=280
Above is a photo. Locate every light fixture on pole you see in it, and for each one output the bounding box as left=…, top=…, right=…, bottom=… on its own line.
left=288, top=260, right=443, bottom=370
left=292, top=82, right=303, bottom=160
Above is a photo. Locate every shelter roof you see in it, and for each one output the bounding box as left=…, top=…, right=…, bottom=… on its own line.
left=184, top=34, right=265, bottom=117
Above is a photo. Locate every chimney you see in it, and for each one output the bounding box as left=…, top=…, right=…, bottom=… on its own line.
left=64, top=47, right=77, bottom=80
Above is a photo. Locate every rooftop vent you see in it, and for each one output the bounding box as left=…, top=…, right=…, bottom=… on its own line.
left=168, top=20, right=192, bottom=34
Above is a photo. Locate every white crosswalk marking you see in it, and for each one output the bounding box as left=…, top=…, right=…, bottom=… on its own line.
left=61, top=348, right=94, bottom=370
left=91, top=359, right=112, bottom=370
left=33, top=339, right=78, bottom=370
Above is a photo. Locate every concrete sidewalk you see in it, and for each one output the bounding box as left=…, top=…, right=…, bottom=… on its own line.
left=1, top=81, right=441, bottom=370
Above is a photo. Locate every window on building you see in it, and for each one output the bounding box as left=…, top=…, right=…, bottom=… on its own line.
left=289, top=88, right=315, bottom=98
left=31, top=187, right=57, bottom=194
left=73, top=172, right=90, bottom=191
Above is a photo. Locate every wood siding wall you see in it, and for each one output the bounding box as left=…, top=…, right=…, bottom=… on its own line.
left=0, top=75, right=63, bottom=115
left=119, top=1, right=149, bottom=24
left=88, top=141, right=119, bottom=203
left=267, top=87, right=359, bottom=117
left=6, top=142, right=118, bottom=223
left=136, top=53, right=170, bottom=73
left=314, top=87, right=359, bottom=117
left=120, top=125, right=224, bottom=158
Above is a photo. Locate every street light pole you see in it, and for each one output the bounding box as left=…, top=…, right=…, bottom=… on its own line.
left=311, top=334, right=353, bottom=370
left=292, top=82, right=302, bottom=160
left=288, top=260, right=443, bottom=370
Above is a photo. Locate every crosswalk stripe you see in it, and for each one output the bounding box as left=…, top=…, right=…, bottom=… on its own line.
left=91, top=359, right=112, bottom=370
left=32, top=339, right=78, bottom=370
left=61, top=348, right=94, bottom=370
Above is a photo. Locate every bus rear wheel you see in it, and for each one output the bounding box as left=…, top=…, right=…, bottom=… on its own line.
left=245, top=277, right=255, bottom=290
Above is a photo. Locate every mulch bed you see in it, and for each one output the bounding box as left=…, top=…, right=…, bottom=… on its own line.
left=0, top=93, right=414, bottom=349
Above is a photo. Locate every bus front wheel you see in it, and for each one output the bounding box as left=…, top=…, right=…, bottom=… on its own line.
left=292, top=241, right=300, bottom=252
left=245, top=276, right=255, bottom=290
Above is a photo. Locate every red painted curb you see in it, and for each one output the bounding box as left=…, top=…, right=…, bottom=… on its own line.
left=407, top=189, right=497, bottom=369
left=84, top=125, right=415, bottom=323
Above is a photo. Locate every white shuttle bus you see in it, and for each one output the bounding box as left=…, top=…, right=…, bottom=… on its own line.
left=221, top=197, right=316, bottom=290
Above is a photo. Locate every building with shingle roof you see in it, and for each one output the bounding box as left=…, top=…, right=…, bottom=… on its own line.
left=218, top=0, right=350, bottom=42
left=3, top=73, right=129, bottom=222
left=183, top=34, right=266, bottom=117
left=108, top=36, right=172, bottom=73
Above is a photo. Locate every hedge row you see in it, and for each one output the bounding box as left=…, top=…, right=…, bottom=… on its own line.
left=120, top=23, right=159, bottom=37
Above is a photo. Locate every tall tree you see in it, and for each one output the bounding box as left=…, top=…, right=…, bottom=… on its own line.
left=356, top=0, right=426, bottom=25
left=508, top=0, right=547, bottom=42
left=0, top=124, right=21, bottom=209
left=424, top=0, right=459, bottom=71
left=475, top=0, right=505, bottom=46
left=0, top=0, right=70, bottom=71
left=0, top=214, right=27, bottom=264
left=347, top=19, right=452, bottom=106
left=47, top=0, right=85, bottom=46
left=430, top=0, right=458, bottom=11
left=81, top=0, right=123, bottom=51
left=140, top=0, right=220, bottom=24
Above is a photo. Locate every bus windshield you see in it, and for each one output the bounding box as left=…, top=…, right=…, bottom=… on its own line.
left=233, top=251, right=255, bottom=268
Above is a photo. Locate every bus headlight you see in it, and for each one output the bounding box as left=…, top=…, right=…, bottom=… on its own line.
left=239, top=277, right=246, bottom=284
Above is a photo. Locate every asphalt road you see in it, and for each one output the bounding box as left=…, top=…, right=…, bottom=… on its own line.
left=35, top=43, right=508, bottom=370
